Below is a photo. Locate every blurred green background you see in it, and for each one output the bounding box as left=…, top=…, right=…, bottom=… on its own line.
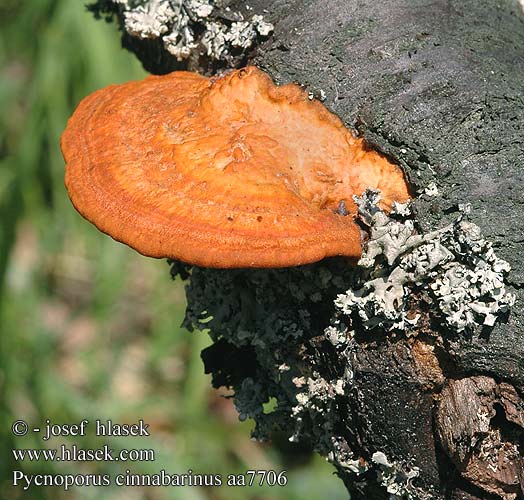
left=0, top=1, right=347, bottom=499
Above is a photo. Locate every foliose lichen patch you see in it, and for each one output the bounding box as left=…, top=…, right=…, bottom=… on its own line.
left=170, top=258, right=360, bottom=464
left=335, top=189, right=516, bottom=336
left=371, top=452, right=420, bottom=499
left=90, top=0, right=273, bottom=64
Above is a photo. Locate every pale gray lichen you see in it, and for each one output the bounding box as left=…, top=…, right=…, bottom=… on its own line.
left=96, top=0, right=273, bottom=63
left=423, top=182, right=439, bottom=197
left=308, top=88, right=327, bottom=102
left=334, top=189, right=515, bottom=335
left=123, top=0, right=176, bottom=38
left=371, top=451, right=420, bottom=499
left=327, top=442, right=422, bottom=499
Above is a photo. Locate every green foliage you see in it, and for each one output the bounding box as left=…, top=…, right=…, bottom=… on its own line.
left=0, top=1, right=347, bottom=499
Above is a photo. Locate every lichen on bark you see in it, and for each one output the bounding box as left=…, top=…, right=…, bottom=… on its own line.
left=335, top=189, right=515, bottom=336
left=88, top=0, right=273, bottom=72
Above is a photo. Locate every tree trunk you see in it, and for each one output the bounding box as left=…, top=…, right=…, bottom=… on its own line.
left=95, top=1, right=524, bottom=498
left=231, top=1, right=524, bottom=497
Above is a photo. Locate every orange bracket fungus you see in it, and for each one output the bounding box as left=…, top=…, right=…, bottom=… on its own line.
left=61, top=66, right=410, bottom=268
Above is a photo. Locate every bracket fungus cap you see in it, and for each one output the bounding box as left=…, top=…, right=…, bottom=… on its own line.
left=62, top=66, right=410, bottom=268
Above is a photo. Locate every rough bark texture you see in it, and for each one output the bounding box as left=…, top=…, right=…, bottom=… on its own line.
left=239, top=2, right=524, bottom=497
left=91, top=1, right=524, bottom=498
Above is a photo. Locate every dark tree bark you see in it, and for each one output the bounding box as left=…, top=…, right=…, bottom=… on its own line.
left=240, top=2, right=524, bottom=497
left=93, top=1, right=524, bottom=498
